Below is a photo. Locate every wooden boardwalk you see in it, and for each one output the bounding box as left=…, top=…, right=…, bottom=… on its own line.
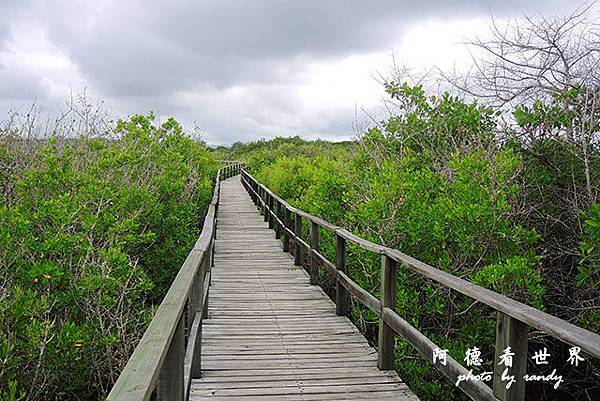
left=108, top=166, right=600, bottom=401
left=190, top=176, right=418, bottom=400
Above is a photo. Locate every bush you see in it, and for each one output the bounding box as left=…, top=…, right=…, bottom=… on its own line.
left=0, top=113, right=217, bottom=399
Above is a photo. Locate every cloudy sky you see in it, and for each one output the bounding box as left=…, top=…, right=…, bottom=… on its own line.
left=0, top=1, right=583, bottom=145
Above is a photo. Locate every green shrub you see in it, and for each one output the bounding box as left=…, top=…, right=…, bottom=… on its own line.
left=0, top=114, right=217, bottom=399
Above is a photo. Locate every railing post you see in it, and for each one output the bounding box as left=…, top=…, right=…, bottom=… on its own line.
left=267, top=193, right=275, bottom=229
left=335, top=233, right=349, bottom=316
left=210, top=223, right=216, bottom=268
left=309, top=221, right=319, bottom=285
left=186, top=297, right=192, bottom=336
left=294, top=213, right=302, bottom=266
left=191, top=314, right=203, bottom=379
left=192, top=254, right=207, bottom=378
left=187, top=271, right=199, bottom=331
left=283, top=207, right=290, bottom=252
left=268, top=195, right=274, bottom=228
left=157, top=315, right=184, bottom=401
left=262, top=188, right=268, bottom=221
left=378, top=254, right=397, bottom=370
left=209, top=212, right=216, bottom=285
left=275, top=201, right=282, bottom=239
left=258, top=187, right=268, bottom=217
left=202, top=252, right=210, bottom=319
left=493, top=312, right=529, bottom=401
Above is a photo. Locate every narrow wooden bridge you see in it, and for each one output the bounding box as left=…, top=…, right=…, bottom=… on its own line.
left=191, top=175, right=416, bottom=400
left=108, top=164, right=600, bottom=401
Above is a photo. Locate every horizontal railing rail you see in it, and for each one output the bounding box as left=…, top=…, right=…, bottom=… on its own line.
left=107, top=162, right=244, bottom=401
left=216, top=159, right=246, bottom=167
left=240, top=169, right=600, bottom=401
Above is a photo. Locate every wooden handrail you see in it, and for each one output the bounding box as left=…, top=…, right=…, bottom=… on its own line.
left=107, top=162, right=244, bottom=401
left=241, top=169, right=600, bottom=401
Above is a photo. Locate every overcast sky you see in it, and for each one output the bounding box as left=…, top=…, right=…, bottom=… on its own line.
left=0, top=0, right=584, bottom=145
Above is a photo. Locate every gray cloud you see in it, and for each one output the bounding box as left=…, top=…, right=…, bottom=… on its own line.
left=0, top=0, right=581, bottom=144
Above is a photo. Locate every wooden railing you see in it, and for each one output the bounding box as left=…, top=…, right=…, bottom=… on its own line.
left=221, top=161, right=245, bottom=179
left=241, top=169, right=600, bottom=401
left=106, top=162, right=244, bottom=401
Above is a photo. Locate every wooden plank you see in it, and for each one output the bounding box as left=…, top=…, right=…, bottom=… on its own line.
left=191, top=391, right=416, bottom=401
left=198, top=370, right=399, bottom=382
left=191, top=382, right=409, bottom=397
left=201, top=347, right=375, bottom=355
left=193, top=376, right=400, bottom=389
left=199, top=366, right=395, bottom=378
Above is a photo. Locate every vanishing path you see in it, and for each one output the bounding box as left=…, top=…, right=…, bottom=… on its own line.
left=108, top=165, right=600, bottom=401
left=190, top=176, right=418, bottom=400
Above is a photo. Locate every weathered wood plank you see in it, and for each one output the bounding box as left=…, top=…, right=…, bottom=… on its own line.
left=493, top=312, right=529, bottom=401
left=378, top=254, right=397, bottom=370
left=335, top=233, right=349, bottom=316
left=191, top=382, right=409, bottom=397
left=158, top=312, right=184, bottom=401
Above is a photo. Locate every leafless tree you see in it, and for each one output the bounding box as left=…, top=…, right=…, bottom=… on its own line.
left=443, top=2, right=599, bottom=201
left=447, top=2, right=599, bottom=109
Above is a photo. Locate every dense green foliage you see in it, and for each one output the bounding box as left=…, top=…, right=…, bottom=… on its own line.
left=0, top=114, right=217, bottom=400
left=224, top=83, right=598, bottom=400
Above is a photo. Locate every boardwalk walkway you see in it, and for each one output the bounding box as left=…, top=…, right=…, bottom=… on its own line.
left=107, top=167, right=600, bottom=401
left=190, top=176, right=418, bottom=400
